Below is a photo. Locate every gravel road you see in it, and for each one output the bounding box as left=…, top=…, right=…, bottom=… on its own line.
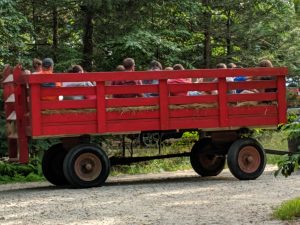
left=0, top=165, right=299, bottom=225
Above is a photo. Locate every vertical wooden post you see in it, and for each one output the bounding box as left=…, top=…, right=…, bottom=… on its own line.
left=218, top=77, right=229, bottom=127
left=96, top=81, right=106, bottom=133
left=277, top=76, right=287, bottom=124
left=159, top=79, right=169, bottom=130
left=30, top=84, right=42, bottom=136
left=13, top=66, right=29, bottom=163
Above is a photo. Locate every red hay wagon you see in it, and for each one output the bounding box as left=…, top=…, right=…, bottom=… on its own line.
left=2, top=65, right=288, bottom=188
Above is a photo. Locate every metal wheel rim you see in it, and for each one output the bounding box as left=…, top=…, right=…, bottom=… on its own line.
left=74, top=153, right=102, bottom=182
left=238, top=146, right=261, bottom=173
left=142, top=133, right=159, bottom=147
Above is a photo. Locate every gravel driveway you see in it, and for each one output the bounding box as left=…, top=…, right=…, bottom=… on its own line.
left=0, top=165, right=299, bottom=225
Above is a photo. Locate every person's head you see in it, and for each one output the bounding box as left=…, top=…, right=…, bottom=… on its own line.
left=258, top=59, right=273, bottom=68
left=115, top=65, right=125, bottom=71
left=32, top=58, right=42, bottom=72
left=68, top=65, right=84, bottom=73
left=123, top=58, right=135, bottom=71
left=216, top=63, right=227, bottom=69
left=227, top=63, right=237, bottom=69
left=149, top=60, right=162, bottom=71
left=165, top=67, right=173, bottom=71
left=173, top=64, right=184, bottom=70
left=42, top=58, right=54, bottom=72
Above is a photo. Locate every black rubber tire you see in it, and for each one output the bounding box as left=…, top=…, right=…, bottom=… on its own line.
left=42, top=143, right=69, bottom=186
left=63, top=144, right=110, bottom=188
left=190, top=138, right=226, bottom=177
left=227, top=138, right=266, bottom=180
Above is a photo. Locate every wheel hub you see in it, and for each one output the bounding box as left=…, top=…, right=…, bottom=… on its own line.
left=74, top=153, right=102, bottom=182
left=238, top=146, right=261, bottom=173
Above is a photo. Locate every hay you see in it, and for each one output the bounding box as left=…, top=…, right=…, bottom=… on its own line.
left=42, top=109, right=96, bottom=115
left=169, top=103, right=217, bottom=110
left=106, top=106, right=159, bottom=112
left=41, top=103, right=219, bottom=115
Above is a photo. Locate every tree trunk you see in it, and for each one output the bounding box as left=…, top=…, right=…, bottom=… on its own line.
left=32, top=0, right=38, bottom=54
left=202, top=0, right=212, bottom=68
left=52, top=6, right=58, bottom=62
left=226, top=10, right=232, bottom=62
left=82, top=8, right=94, bottom=72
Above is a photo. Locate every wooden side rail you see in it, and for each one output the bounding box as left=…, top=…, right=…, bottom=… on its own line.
left=19, top=67, right=287, bottom=137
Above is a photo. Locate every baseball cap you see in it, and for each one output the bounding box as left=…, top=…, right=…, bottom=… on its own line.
left=42, top=58, right=54, bottom=69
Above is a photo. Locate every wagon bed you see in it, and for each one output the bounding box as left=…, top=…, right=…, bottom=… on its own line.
left=2, top=65, right=288, bottom=188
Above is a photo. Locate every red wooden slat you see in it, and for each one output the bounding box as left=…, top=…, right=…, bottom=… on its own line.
left=169, top=117, right=219, bottom=130
left=41, top=86, right=95, bottom=96
left=169, top=95, right=218, bottom=104
left=229, top=116, right=278, bottom=127
left=106, top=85, right=158, bottom=95
left=106, top=97, right=158, bottom=107
left=228, top=93, right=276, bottom=102
left=228, top=105, right=278, bottom=115
left=41, top=99, right=96, bottom=110
left=42, top=112, right=96, bottom=124
left=26, top=67, right=288, bottom=84
left=228, top=80, right=276, bottom=90
left=42, top=123, right=97, bottom=136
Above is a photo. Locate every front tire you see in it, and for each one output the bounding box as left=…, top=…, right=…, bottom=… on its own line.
left=190, top=138, right=226, bottom=177
left=63, top=144, right=110, bottom=188
left=227, top=138, right=266, bottom=180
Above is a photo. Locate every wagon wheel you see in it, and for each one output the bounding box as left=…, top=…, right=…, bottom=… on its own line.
left=63, top=144, right=110, bottom=188
left=190, top=138, right=226, bottom=177
left=227, top=138, right=266, bottom=180
left=42, top=143, right=69, bottom=186
left=140, top=132, right=160, bottom=147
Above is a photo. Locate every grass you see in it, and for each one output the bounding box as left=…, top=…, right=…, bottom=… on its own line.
left=273, top=197, right=300, bottom=220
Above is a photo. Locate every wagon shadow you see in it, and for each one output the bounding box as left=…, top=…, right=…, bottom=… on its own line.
left=105, top=174, right=237, bottom=187
left=0, top=174, right=238, bottom=194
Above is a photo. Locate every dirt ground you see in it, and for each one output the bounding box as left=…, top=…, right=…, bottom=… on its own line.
left=0, top=165, right=300, bottom=225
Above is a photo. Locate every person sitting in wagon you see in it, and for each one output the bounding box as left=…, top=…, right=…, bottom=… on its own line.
left=62, top=65, right=95, bottom=100
left=143, top=60, right=162, bottom=97
left=168, top=64, right=191, bottom=96
left=36, top=58, right=61, bottom=101
left=111, top=58, right=143, bottom=98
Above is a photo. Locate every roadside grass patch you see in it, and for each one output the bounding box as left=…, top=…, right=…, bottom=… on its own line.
left=0, top=160, right=44, bottom=184
left=273, top=197, right=300, bottom=220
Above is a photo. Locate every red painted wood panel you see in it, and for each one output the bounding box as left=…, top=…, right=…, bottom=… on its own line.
left=159, top=79, right=169, bottom=130
left=26, top=67, right=288, bottom=84
left=17, top=67, right=288, bottom=139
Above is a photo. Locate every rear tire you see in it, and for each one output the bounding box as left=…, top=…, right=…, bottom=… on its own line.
left=63, top=144, right=110, bottom=188
left=227, top=138, right=266, bottom=180
left=190, top=138, right=226, bottom=177
left=42, top=143, right=69, bottom=186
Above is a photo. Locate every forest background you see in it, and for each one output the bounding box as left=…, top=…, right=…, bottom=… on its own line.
left=0, top=0, right=300, bottom=156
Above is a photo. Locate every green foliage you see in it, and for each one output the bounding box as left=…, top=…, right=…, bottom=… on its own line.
left=0, top=88, right=6, bottom=156
left=0, top=0, right=296, bottom=73
left=0, top=158, right=44, bottom=184
left=282, top=122, right=300, bottom=140
left=111, top=157, right=191, bottom=176
left=0, top=0, right=32, bottom=66
left=273, top=197, right=300, bottom=220
left=275, top=154, right=300, bottom=177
